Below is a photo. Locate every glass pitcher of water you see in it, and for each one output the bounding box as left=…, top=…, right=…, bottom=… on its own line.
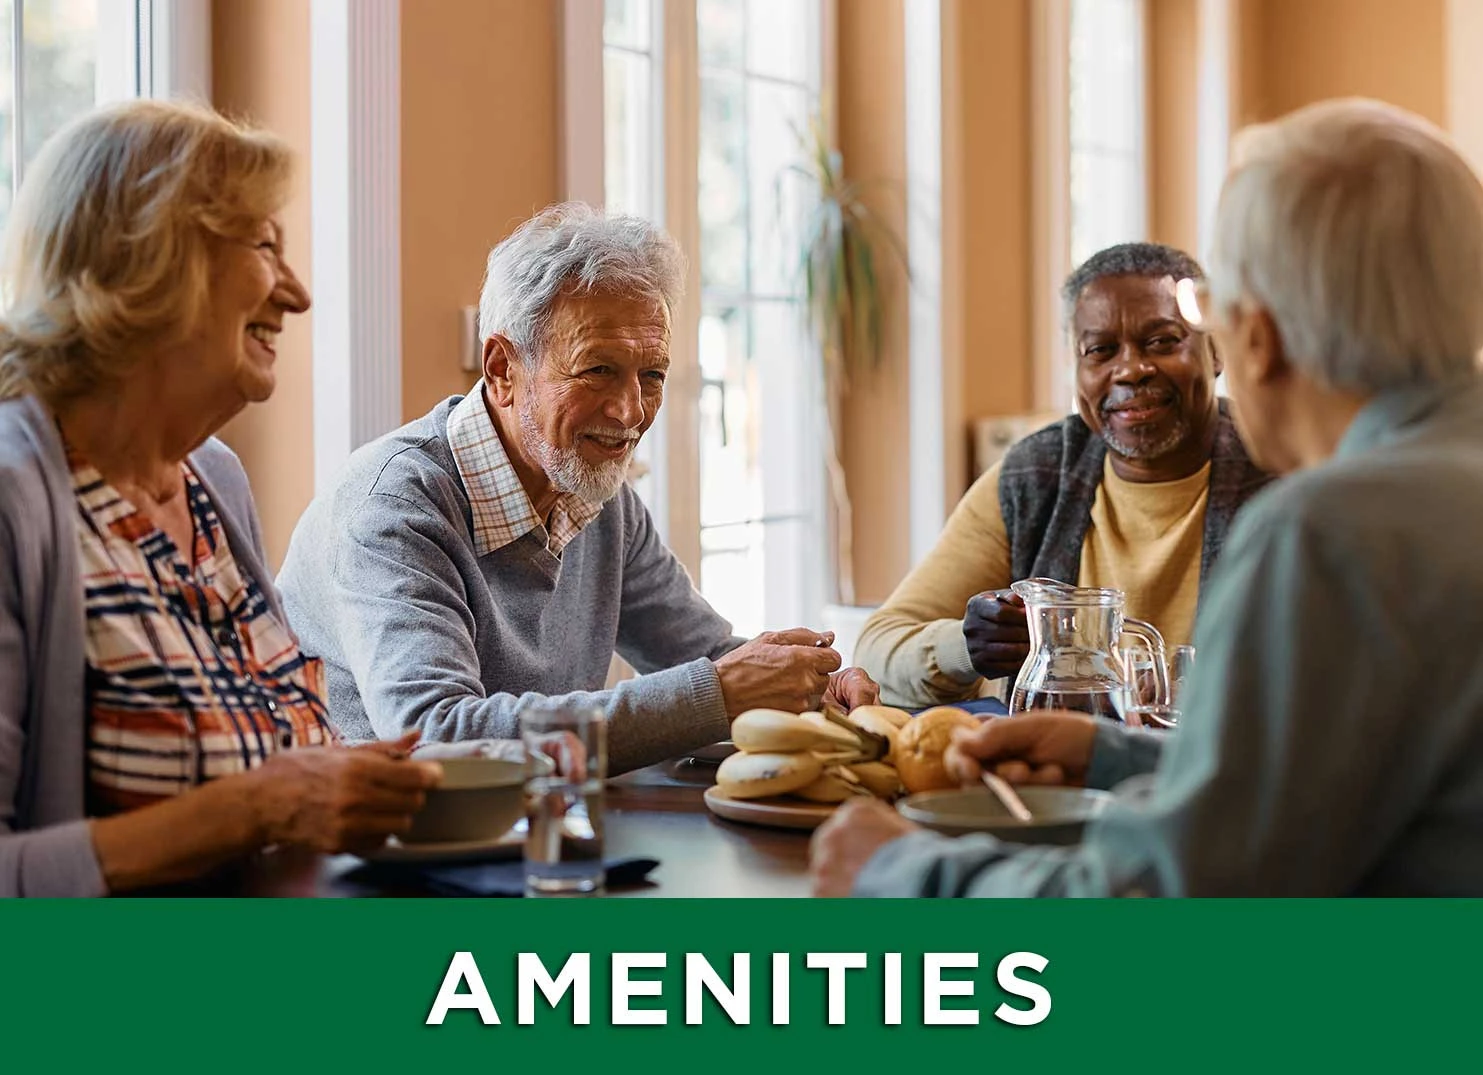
left=1007, top=578, right=1169, bottom=721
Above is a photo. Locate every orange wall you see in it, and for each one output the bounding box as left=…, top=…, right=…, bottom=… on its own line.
left=400, top=0, right=561, bottom=421
left=838, top=0, right=910, bottom=605
left=1244, top=0, right=1447, bottom=124
left=837, top=0, right=1032, bottom=603
left=212, top=0, right=314, bottom=570
left=956, top=0, right=1032, bottom=427
left=1148, top=0, right=1199, bottom=255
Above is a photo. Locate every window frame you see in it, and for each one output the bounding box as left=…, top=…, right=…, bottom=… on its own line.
left=565, top=0, right=835, bottom=632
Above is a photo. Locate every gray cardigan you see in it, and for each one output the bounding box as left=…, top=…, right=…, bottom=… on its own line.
left=0, top=395, right=279, bottom=896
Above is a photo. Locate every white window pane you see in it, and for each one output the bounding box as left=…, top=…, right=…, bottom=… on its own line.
left=699, top=72, right=747, bottom=293
left=745, top=0, right=815, bottom=84
left=22, top=0, right=98, bottom=169
left=1068, top=0, right=1146, bottom=264
left=701, top=526, right=765, bottom=638
left=0, top=0, right=14, bottom=231
left=751, top=299, right=816, bottom=519
left=698, top=305, right=757, bottom=529
left=604, top=0, right=651, bottom=51
left=604, top=48, right=653, bottom=217
left=1070, top=151, right=1141, bottom=266
left=746, top=79, right=807, bottom=297
left=697, top=0, right=744, bottom=70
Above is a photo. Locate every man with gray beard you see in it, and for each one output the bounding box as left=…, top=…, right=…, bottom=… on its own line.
left=277, top=204, right=878, bottom=773
left=855, top=243, right=1269, bottom=710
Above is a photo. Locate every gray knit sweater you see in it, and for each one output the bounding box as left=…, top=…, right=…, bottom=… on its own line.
left=277, top=397, right=744, bottom=775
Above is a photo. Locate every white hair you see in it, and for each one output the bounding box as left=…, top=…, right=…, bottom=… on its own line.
left=1208, top=97, right=1483, bottom=393
left=477, top=202, right=685, bottom=364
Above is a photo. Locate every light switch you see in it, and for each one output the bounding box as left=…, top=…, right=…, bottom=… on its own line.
left=459, top=306, right=481, bottom=373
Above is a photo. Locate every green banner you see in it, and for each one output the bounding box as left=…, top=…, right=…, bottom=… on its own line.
left=3, top=900, right=1473, bottom=1070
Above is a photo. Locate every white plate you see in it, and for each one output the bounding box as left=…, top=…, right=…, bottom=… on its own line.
left=358, top=822, right=525, bottom=865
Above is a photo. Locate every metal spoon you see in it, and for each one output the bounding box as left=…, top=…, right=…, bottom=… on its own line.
left=981, top=771, right=1034, bottom=822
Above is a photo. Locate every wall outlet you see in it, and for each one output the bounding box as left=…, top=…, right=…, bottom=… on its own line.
left=459, top=306, right=480, bottom=372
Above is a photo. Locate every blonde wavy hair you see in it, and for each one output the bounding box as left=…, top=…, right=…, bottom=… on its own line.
left=0, top=99, right=292, bottom=404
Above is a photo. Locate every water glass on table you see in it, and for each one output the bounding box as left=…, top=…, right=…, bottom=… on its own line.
left=1116, top=644, right=1195, bottom=729
left=520, top=703, right=607, bottom=897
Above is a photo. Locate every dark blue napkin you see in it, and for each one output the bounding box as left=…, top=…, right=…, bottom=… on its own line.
left=349, top=857, right=660, bottom=897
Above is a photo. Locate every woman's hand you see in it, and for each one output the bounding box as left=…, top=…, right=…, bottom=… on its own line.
left=250, top=731, right=444, bottom=854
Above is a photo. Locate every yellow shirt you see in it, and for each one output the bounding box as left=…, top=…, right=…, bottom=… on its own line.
left=855, top=457, right=1209, bottom=708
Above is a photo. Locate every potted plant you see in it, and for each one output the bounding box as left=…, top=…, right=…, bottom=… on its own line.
left=787, top=109, right=908, bottom=611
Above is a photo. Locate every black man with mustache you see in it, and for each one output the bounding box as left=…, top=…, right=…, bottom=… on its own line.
left=856, top=243, right=1269, bottom=709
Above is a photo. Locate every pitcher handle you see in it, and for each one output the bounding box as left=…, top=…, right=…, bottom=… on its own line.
left=1121, top=617, right=1170, bottom=707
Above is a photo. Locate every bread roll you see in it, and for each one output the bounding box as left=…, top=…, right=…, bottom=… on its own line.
left=895, top=707, right=980, bottom=793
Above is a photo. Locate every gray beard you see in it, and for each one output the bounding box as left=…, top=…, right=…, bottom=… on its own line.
left=1100, top=413, right=1191, bottom=462
left=517, top=400, right=630, bottom=503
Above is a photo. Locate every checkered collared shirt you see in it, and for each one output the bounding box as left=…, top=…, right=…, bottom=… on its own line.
left=445, top=384, right=605, bottom=557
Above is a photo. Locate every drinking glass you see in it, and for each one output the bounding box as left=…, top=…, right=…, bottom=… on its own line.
left=520, top=703, right=607, bottom=896
left=1169, top=644, right=1196, bottom=725
left=1115, top=644, right=1178, bottom=729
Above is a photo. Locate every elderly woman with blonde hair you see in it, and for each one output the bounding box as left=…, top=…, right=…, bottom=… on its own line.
left=0, top=100, right=441, bottom=896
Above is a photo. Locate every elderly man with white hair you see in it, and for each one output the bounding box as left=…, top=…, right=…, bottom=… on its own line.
left=811, top=97, right=1483, bottom=897
left=279, top=204, right=877, bottom=773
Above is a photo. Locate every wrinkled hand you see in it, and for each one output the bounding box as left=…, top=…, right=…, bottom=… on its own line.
left=963, top=588, right=1030, bottom=680
left=944, top=711, right=1098, bottom=788
left=252, top=730, right=444, bottom=854
left=823, top=667, right=880, bottom=712
left=714, top=628, right=843, bottom=718
left=809, top=798, right=921, bottom=897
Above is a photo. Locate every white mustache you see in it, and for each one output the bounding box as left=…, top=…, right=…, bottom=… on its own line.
left=580, top=428, right=640, bottom=444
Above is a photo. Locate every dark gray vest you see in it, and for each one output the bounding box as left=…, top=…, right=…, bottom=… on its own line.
left=998, top=400, right=1270, bottom=602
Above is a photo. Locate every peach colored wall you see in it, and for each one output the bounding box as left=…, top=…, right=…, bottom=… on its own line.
left=1148, top=0, right=1199, bottom=255
left=400, top=0, right=560, bottom=421
left=212, top=0, right=314, bottom=570
left=956, top=0, right=1032, bottom=428
left=837, top=0, right=1032, bottom=603
left=1246, top=0, right=1447, bottom=125
left=837, top=0, right=911, bottom=605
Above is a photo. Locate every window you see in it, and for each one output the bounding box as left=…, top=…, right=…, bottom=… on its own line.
left=602, top=0, right=660, bottom=221
left=596, top=0, right=827, bottom=638
left=0, top=0, right=146, bottom=231
left=1067, top=0, right=1148, bottom=268
left=694, top=0, right=823, bottom=637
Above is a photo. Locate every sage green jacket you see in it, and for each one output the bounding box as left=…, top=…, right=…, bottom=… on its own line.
left=858, top=377, right=1483, bottom=897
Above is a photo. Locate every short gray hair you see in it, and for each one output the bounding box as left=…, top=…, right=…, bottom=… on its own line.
left=1208, top=98, right=1483, bottom=393
left=477, top=202, right=685, bottom=363
left=1061, top=242, right=1205, bottom=324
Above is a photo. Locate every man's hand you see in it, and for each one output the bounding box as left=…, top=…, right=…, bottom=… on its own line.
left=809, top=798, right=921, bottom=896
left=714, top=628, right=842, bottom=717
left=944, top=712, right=1098, bottom=787
left=823, top=666, right=880, bottom=712
left=963, top=589, right=1030, bottom=680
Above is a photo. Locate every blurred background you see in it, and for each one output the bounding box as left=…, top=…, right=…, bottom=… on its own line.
left=17, top=0, right=1480, bottom=658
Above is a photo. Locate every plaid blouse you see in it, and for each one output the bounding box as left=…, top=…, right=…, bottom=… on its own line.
left=72, top=455, right=334, bottom=817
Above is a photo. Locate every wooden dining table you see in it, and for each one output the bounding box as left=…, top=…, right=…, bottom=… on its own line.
left=317, top=751, right=816, bottom=898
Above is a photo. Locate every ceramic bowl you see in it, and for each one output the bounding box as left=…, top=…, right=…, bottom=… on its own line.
left=896, top=785, right=1112, bottom=845
left=403, top=753, right=553, bottom=845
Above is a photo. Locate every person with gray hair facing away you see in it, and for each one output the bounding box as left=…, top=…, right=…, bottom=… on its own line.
left=813, top=97, right=1483, bottom=896
left=278, top=203, right=878, bottom=773
left=855, top=241, right=1268, bottom=710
